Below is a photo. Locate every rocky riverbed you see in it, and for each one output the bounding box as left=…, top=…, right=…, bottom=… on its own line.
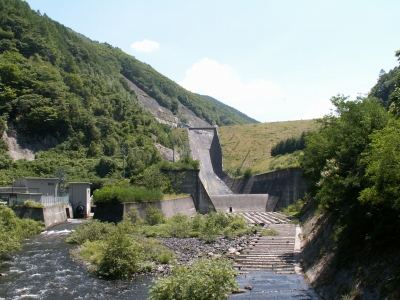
left=70, top=233, right=257, bottom=278
left=150, top=234, right=255, bottom=275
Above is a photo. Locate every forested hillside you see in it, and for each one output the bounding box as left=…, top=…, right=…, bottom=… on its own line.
left=299, top=52, right=400, bottom=298
left=0, top=0, right=255, bottom=186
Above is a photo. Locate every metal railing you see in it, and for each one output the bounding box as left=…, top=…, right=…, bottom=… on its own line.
left=40, top=196, right=70, bottom=207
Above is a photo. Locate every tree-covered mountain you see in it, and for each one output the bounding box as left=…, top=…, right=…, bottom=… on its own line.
left=198, top=95, right=258, bottom=124
left=0, top=0, right=256, bottom=186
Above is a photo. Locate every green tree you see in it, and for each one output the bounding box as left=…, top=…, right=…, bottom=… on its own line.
left=300, top=95, right=389, bottom=209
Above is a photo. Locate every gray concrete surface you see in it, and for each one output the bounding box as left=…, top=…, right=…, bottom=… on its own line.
left=211, top=195, right=269, bottom=213
left=11, top=204, right=71, bottom=228
left=188, top=129, right=233, bottom=196
left=124, top=196, right=197, bottom=219
left=94, top=196, right=197, bottom=222
left=163, top=170, right=215, bottom=214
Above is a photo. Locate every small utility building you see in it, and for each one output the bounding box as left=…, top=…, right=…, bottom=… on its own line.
left=68, top=182, right=92, bottom=217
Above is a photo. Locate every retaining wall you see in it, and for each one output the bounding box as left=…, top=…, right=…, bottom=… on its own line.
left=218, top=168, right=307, bottom=209
left=11, top=203, right=72, bottom=228
left=94, top=196, right=197, bottom=223
left=163, top=170, right=215, bottom=214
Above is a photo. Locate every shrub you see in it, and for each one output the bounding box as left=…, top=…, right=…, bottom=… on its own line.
left=146, top=205, right=165, bottom=225
left=0, top=205, right=44, bottom=257
left=191, top=212, right=204, bottom=231
left=65, top=220, right=116, bottom=244
left=165, top=213, right=191, bottom=238
left=243, top=168, right=252, bottom=178
left=98, top=227, right=145, bottom=278
left=123, top=206, right=144, bottom=225
left=280, top=199, right=304, bottom=217
left=149, top=257, right=238, bottom=300
left=93, top=186, right=163, bottom=204
left=22, top=200, right=44, bottom=208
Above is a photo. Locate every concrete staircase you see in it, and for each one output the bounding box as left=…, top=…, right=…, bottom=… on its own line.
left=233, top=213, right=296, bottom=274
left=235, top=211, right=289, bottom=225
left=230, top=213, right=318, bottom=299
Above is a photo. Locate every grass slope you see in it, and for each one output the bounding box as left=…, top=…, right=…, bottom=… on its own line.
left=218, top=119, right=320, bottom=174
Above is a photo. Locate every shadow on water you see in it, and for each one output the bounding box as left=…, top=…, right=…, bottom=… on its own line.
left=0, top=219, right=153, bottom=300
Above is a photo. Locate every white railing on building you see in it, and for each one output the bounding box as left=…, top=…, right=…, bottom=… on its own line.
left=5, top=195, right=70, bottom=207
left=40, top=196, right=70, bottom=207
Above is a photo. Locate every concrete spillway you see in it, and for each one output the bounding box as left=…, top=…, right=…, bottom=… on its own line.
left=188, top=129, right=233, bottom=196
left=188, top=128, right=269, bottom=212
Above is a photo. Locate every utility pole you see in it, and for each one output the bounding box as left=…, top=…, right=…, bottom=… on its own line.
left=172, top=142, right=175, bottom=162
left=121, top=143, right=126, bottom=178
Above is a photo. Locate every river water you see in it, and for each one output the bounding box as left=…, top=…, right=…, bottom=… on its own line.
left=0, top=219, right=153, bottom=300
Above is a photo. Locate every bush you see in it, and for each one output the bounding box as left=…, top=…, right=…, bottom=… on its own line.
left=93, top=186, right=163, bottom=204
left=98, top=227, right=145, bottom=278
left=123, top=206, right=144, bottom=225
left=65, top=220, right=116, bottom=244
left=22, top=200, right=44, bottom=208
left=146, top=205, right=165, bottom=226
left=69, top=220, right=174, bottom=278
left=0, top=205, right=44, bottom=257
left=165, top=213, right=191, bottom=238
left=191, top=213, right=204, bottom=231
left=243, top=168, right=252, bottom=178
left=280, top=199, right=304, bottom=217
left=149, top=257, right=238, bottom=300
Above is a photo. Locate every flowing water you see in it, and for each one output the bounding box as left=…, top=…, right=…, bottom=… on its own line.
left=0, top=220, right=153, bottom=300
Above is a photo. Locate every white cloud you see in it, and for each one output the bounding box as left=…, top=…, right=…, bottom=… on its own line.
left=130, top=39, right=160, bottom=52
left=178, top=58, right=282, bottom=122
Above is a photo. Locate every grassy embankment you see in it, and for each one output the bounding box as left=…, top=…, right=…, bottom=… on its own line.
left=218, top=120, right=320, bottom=175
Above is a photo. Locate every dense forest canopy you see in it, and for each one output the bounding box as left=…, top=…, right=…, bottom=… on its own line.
left=0, top=0, right=255, bottom=187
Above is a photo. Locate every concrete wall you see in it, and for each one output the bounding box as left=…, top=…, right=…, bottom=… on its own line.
left=124, top=196, right=197, bottom=219
left=94, top=196, right=197, bottom=223
left=163, top=168, right=305, bottom=213
left=210, top=194, right=269, bottom=213
left=219, top=168, right=307, bottom=209
left=199, top=127, right=307, bottom=210
left=163, top=170, right=215, bottom=214
left=11, top=203, right=71, bottom=228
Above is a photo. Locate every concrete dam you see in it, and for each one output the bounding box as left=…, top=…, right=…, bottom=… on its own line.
left=187, top=127, right=306, bottom=213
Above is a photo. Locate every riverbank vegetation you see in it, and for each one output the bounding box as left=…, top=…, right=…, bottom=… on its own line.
left=66, top=208, right=257, bottom=280
left=149, top=257, right=238, bottom=300
left=67, top=219, right=175, bottom=278
left=140, top=210, right=258, bottom=242
left=0, top=205, right=44, bottom=259
left=298, top=54, right=400, bottom=298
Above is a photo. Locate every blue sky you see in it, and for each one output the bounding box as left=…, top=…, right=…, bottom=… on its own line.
left=25, top=0, right=400, bottom=122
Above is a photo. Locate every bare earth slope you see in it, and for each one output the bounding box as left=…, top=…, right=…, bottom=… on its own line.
left=122, top=75, right=210, bottom=128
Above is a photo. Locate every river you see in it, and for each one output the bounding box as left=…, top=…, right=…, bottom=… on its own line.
left=0, top=219, right=153, bottom=300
